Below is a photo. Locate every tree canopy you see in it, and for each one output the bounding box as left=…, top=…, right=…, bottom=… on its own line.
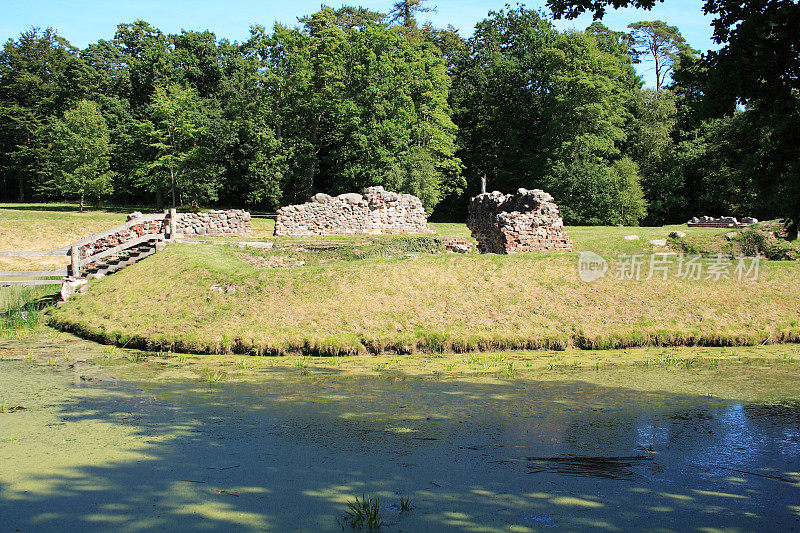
left=0, top=2, right=796, bottom=231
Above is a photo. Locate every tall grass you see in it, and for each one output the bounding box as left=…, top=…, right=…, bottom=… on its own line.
left=0, top=285, right=58, bottom=337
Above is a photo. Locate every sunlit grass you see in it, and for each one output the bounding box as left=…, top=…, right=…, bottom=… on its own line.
left=3, top=205, right=797, bottom=357
left=47, top=238, right=800, bottom=356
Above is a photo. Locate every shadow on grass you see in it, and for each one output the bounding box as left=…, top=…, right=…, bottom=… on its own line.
left=0, top=203, right=158, bottom=214
left=1, top=359, right=799, bottom=532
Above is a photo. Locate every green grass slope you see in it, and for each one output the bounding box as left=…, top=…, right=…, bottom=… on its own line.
left=49, top=236, right=800, bottom=355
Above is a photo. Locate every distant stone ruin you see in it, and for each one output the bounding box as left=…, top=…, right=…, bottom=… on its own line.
left=467, top=188, right=573, bottom=254
left=173, top=210, right=251, bottom=237
left=687, top=216, right=757, bottom=228
left=274, top=186, right=432, bottom=236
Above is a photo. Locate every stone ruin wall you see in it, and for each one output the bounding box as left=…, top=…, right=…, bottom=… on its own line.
left=174, top=209, right=252, bottom=236
left=467, top=188, right=573, bottom=254
left=687, top=215, right=758, bottom=228
left=77, top=210, right=251, bottom=264
left=274, top=186, right=432, bottom=236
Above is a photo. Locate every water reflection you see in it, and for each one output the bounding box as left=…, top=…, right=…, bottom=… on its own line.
left=1, top=360, right=798, bottom=532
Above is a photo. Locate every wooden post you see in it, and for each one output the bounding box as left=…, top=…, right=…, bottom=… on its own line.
left=70, top=245, right=80, bottom=278
left=481, top=175, right=487, bottom=194
left=169, top=208, right=177, bottom=238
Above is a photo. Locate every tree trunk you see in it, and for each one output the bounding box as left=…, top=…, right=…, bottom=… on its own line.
left=155, top=189, right=164, bottom=211
left=18, top=174, right=24, bottom=202
left=79, top=192, right=84, bottom=212
left=170, top=168, right=176, bottom=209
left=654, top=54, right=662, bottom=92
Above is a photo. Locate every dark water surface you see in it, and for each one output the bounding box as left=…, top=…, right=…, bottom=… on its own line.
left=1, top=358, right=799, bottom=532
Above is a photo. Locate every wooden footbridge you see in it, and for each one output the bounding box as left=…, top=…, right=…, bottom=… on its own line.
left=0, top=212, right=175, bottom=287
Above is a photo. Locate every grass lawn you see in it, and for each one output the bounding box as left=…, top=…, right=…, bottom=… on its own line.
left=0, top=203, right=133, bottom=271
left=3, top=204, right=798, bottom=356
left=49, top=235, right=800, bottom=355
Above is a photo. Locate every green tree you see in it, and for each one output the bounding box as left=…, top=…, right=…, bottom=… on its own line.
left=45, top=99, right=113, bottom=211
left=144, top=84, right=207, bottom=208
left=390, top=0, right=436, bottom=28
left=452, top=7, right=644, bottom=224
left=383, top=146, right=442, bottom=214
left=248, top=6, right=462, bottom=211
left=0, top=28, right=83, bottom=201
left=630, top=89, right=683, bottom=223
left=548, top=0, right=800, bottom=232
left=610, top=157, right=648, bottom=225
left=627, top=21, right=691, bottom=91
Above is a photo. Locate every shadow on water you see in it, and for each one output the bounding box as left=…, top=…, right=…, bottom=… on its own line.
left=1, top=359, right=799, bottom=532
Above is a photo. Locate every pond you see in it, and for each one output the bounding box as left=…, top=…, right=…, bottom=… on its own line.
left=1, top=337, right=799, bottom=531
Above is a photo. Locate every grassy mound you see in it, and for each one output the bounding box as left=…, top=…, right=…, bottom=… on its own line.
left=48, top=234, right=800, bottom=356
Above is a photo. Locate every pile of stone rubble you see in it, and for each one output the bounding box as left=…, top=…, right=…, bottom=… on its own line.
left=467, top=188, right=573, bottom=254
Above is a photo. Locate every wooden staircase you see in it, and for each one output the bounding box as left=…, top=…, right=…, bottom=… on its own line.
left=81, top=239, right=164, bottom=278
left=1, top=213, right=170, bottom=286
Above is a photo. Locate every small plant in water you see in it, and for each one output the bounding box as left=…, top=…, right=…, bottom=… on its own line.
left=126, top=352, right=146, bottom=363
left=343, top=494, right=383, bottom=530
left=505, top=362, right=516, bottom=376
left=177, top=354, right=185, bottom=362
left=238, top=360, right=248, bottom=369
left=201, top=365, right=227, bottom=383
left=373, top=362, right=387, bottom=372
left=26, top=351, right=34, bottom=363
left=0, top=400, right=7, bottom=413
left=399, top=496, right=414, bottom=512
left=47, top=357, right=55, bottom=366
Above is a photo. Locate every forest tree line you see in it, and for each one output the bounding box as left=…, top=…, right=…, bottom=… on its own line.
left=1, top=0, right=797, bottom=227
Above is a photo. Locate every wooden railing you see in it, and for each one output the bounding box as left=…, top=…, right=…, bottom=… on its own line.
left=1, top=212, right=170, bottom=286
left=0, top=246, right=71, bottom=285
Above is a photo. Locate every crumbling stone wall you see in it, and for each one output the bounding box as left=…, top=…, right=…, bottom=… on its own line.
left=78, top=210, right=251, bottom=262
left=175, top=210, right=252, bottom=236
left=467, top=188, right=573, bottom=254
left=274, top=186, right=431, bottom=236
left=687, top=216, right=757, bottom=228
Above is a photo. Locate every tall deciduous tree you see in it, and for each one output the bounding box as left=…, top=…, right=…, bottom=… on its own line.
left=247, top=6, right=462, bottom=212
left=0, top=28, right=83, bottom=201
left=144, top=84, right=206, bottom=208
left=45, top=99, right=113, bottom=210
left=548, top=0, right=800, bottom=231
left=630, top=89, right=683, bottom=223
left=452, top=7, right=645, bottom=224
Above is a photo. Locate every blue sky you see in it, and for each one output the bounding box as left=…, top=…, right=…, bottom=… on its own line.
left=0, top=0, right=718, bottom=87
